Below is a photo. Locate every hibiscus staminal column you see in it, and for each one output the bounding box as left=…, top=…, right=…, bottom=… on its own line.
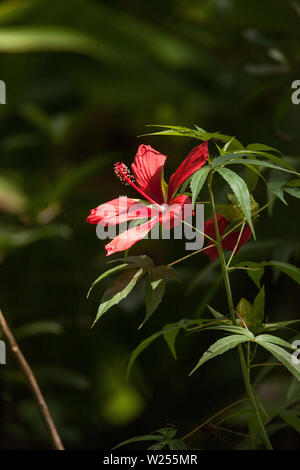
left=207, top=170, right=273, bottom=451
left=114, top=162, right=163, bottom=210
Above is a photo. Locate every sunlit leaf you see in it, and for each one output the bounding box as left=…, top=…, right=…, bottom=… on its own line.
left=215, top=167, right=255, bottom=237
left=189, top=334, right=250, bottom=375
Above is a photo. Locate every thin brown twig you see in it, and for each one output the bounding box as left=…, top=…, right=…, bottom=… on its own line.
left=0, top=308, right=64, bottom=450
left=180, top=397, right=248, bottom=441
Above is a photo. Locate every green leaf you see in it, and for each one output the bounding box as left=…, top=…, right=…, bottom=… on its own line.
left=255, top=341, right=300, bottom=381
left=168, top=439, right=188, bottom=450
left=265, top=261, right=300, bottom=285
left=246, top=143, right=282, bottom=155
left=236, top=297, right=252, bottom=323
left=261, top=320, right=300, bottom=332
left=268, top=181, right=287, bottom=205
left=144, top=125, right=234, bottom=143
left=250, top=286, right=265, bottom=328
left=223, top=137, right=244, bottom=152
left=279, top=411, right=300, bottom=434
left=215, top=203, right=242, bottom=221
left=201, top=324, right=254, bottom=339
left=127, top=330, right=164, bottom=379
left=127, top=323, right=185, bottom=378
left=87, top=263, right=130, bottom=298
left=163, top=323, right=180, bottom=359
left=236, top=260, right=300, bottom=286
left=117, top=254, right=154, bottom=270
left=235, top=261, right=264, bottom=288
left=214, top=157, right=299, bottom=176
left=254, top=334, right=296, bottom=350
left=93, top=268, right=144, bottom=326
left=190, top=166, right=210, bottom=207
left=215, top=167, right=255, bottom=238
left=189, top=334, right=250, bottom=375
left=245, top=165, right=263, bottom=192
left=143, top=272, right=166, bottom=328
left=141, top=265, right=178, bottom=328
left=113, top=433, right=165, bottom=450
left=207, top=305, right=224, bottom=319
left=234, top=149, right=292, bottom=170
left=284, top=187, right=300, bottom=199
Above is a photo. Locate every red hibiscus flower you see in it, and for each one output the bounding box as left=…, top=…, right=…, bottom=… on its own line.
left=204, top=214, right=253, bottom=262
left=86, top=141, right=209, bottom=255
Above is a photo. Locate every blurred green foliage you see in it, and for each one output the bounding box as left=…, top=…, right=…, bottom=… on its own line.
left=0, top=0, right=299, bottom=449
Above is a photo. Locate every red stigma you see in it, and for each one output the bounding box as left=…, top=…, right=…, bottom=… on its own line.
left=114, top=162, right=135, bottom=186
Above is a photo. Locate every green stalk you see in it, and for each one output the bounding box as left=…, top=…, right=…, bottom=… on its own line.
left=207, top=171, right=273, bottom=450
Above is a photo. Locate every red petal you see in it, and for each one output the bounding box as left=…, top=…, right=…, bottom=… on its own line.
left=167, top=141, right=209, bottom=203
left=86, top=197, right=151, bottom=225
left=204, top=214, right=253, bottom=262
left=203, top=214, right=229, bottom=262
left=105, top=217, right=159, bottom=256
left=131, top=145, right=166, bottom=205
left=223, top=224, right=253, bottom=255
left=159, top=194, right=193, bottom=229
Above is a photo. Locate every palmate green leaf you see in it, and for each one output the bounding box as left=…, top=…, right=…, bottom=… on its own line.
left=190, top=166, right=210, bottom=207
left=262, top=319, right=300, bottom=332
left=246, top=143, right=283, bottom=155
left=235, top=261, right=264, bottom=288
left=214, top=157, right=299, bottom=176
left=200, top=324, right=254, bottom=339
left=143, top=125, right=235, bottom=143
left=168, top=440, right=188, bottom=450
left=268, top=181, right=287, bottom=205
left=255, top=340, right=300, bottom=381
left=107, top=254, right=154, bottom=270
left=141, top=265, right=178, bottom=329
left=245, top=164, right=265, bottom=192
left=113, top=431, right=167, bottom=450
left=128, top=318, right=218, bottom=377
left=93, top=268, right=144, bottom=327
left=215, top=203, right=241, bottom=221
left=143, top=272, right=166, bottom=329
left=87, top=263, right=130, bottom=298
left=255, top=334, right=296, bottom=350
left=279, top=411, right=300, bottom=434
left=223, top=137, right=244, bottom=152
left=189, top=334, right=250, bottom=376
left=127, top=322, right=186, bottom=378
left=163, top=323, right=180, bottom=360
left=250, top=286, right=265, bottom=328
left=127, top=330, right=164, bottom=379
left=265, top=261, right=300, bottom=285
left=235, top=260, right=300, bottom=286
left=207, top=305, right=224, bottom=319
left=215, top=167, right=255, bottom=237
left=284, top=187, right=300, bottom=199
left=233, top=149, right=293, bottom=171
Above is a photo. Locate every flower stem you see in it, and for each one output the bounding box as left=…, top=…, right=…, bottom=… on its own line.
left=207, top=171, right=272, bottom=450
left=0, top=308, right=64, bottom=450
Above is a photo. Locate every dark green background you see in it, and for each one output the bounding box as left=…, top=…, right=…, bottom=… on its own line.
left=0, top=0, right=299, bottom=450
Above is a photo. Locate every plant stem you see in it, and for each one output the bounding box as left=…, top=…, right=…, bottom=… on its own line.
left=180, top=397, right=248, bottom=441
left=0, top=308, right=64, bottom=450
left=207, top=172, right=273, bottom=450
